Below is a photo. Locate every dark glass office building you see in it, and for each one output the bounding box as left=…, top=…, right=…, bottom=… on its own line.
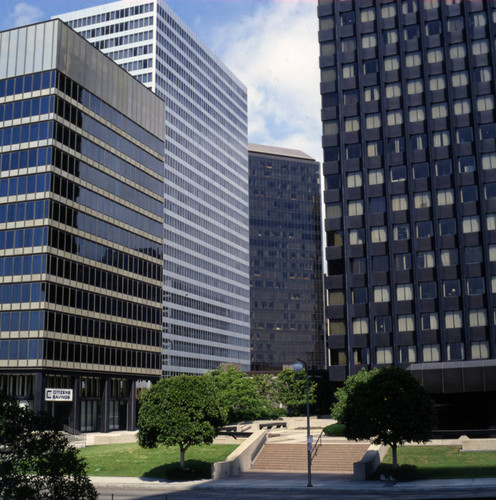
left=249, top=144, right=325, bottom=372
left=0, top=20, right=165, bottom=432
left=319, top=0, right=496, bottom=427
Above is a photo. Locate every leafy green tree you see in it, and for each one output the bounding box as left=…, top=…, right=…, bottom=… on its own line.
left=0, top=391, right=97, bottom=500
left=341, top=367, right=436, bottom=469
left=206, top=365, right=281, bottom=423
left=138, top=375, right=227, bottom=470
left=275, top=368, right=317, bottom=416
left=330, top=367, right=378, bottom=423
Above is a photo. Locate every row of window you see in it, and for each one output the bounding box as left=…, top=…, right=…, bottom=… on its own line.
left=350, top=341, right=490, bottom=368
left=0, top=209, right=163, bottom=260
left=0, top=95, right=53, bottom=122
left=346, top=277, right=486, bottom=305
left=330, top=310, right=494, bottom=335
left=53, top=123, right=165, bottom=207
left=93, top=29, right=153, bottom=52
left=334, top=33, right=493, bottom=56
left=328, top=1, right=486, bottom=27
left=0, top=281, right=161, bottom=324
left=337, top=216, right=482, bottom=244
left=55, top=96, right=162, bottom=175
left=46, top=255, right=161, bottom=302
left=53, top=150, right=163, bottom=214
left=106, top=43, right=153, bottom=62
left=0, top=70, right=161, bottom=159
left=78, top=16, right=154, bottom=45
left=323, top=59, right=492, bottom=84
left=329, top=190, right=496, bottom=217
left=0, top=339, right=160, bottom=370
left=0, top=309, right=159, bottom=347
left=327, top=96, right=494, bottom=137
left=0, top=146, right=50, bottom=172
left=52, top=147, right=162, bottom=199
left=0, top=120, right=53, bottom=146
left=56, top=71, right=163, bottom=157
left=346, top=248, right=490, bottom=273
left=348, top=309, right=490, bottom=335
left=65, top=3, right=154, bottom=29
left=329, top=156, right=496, bottom=191
left=0, top=254, right=46, bottom=277
left=49, top=227, right=161, bottom=280
left=50, top=198, right=161, bottom=256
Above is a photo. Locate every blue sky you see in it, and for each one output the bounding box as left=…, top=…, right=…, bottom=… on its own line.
left=0, top=1, right=321, bottom=161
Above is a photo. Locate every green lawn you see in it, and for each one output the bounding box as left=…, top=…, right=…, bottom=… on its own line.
left=381, top=446, right=496, bottom=479
left=79, top=442, right=237, bottom=481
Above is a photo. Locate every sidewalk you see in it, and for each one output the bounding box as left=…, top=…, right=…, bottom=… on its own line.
left=90, top=473, right=496, bottom=496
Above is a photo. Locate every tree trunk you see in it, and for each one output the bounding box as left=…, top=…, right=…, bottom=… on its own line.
left=392, top=443, right=398, bottom=470
left=180, top=444, right=185, bottom=470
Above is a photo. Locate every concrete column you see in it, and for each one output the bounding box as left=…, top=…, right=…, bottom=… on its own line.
left=127, top=379, right=137, bottom=430
left=100, top=377, right=110, bottom=433
left=33, top=372, right=44, bottom=413
left=70, top=375, right=81, bottom=433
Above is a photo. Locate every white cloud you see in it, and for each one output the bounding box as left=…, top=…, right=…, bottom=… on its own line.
left=208, top=1, right=322, bottom=162
left=5, top=3, right=43, bottom=29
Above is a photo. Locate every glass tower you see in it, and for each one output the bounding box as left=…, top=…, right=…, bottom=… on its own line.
left=318, top=0, right=496, bottom=428
left=0, top=19, right=165, bottom=432
left=249, top=144, right=325, bottom=372
left=57, top=0, right=251, bottom=375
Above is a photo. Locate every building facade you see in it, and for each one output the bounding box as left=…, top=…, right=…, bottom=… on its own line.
left=248, top=144, right=325, bottom=372
left=319, top=0, right=496, bottom=427
left=0, top=19, right=165, bottom=432
left=57, top=0, right=251, bottom=376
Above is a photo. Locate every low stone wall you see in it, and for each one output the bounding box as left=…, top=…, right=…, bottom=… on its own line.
left=211, top=430, right=267, bottom=479
left=461, top=437, right=496, bottom=452
left=353, top=444, right=389, bottom=481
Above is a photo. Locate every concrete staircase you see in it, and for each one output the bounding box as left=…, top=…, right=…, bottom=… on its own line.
left=251, top=443, right=370, bottom=474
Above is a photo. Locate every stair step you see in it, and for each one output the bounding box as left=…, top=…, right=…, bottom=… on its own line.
left=251, top=443, right=369, bottom=473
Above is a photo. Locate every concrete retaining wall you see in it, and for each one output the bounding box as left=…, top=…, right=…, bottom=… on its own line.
left=353, top=444, right=390, bottom=481
left=211, top=430, right=267, bottom=479
left=461, top=438, right=496, bottom=452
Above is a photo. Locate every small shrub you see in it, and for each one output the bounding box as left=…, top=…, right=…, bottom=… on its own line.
left=323, top=423, right=346, bottom=436
left=377, top=463, right=420, bottom=482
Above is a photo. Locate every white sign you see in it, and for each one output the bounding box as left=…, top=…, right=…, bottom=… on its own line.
left=307, top=435, right=313, bottom=451
left=45, top=388, right=73, bottom=402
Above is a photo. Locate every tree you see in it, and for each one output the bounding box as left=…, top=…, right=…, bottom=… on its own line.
left=0, top=391, right=97, bottom=500
left=330, top=367, right=378, bottom=423
left=341, top=367, right=436, bottom=469
left=275, top=368, right=317, bottom=416
left=138, top=375, right=227, bottom=470
left=206, top=365, right=281, bottom=423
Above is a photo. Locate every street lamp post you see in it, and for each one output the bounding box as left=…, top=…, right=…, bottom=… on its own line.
left=292, top=358, right=312, bottom=487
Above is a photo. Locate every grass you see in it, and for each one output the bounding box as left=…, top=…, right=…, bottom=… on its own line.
left=323, top=423, right=346, bottom=436
left=79, top=442, right=238, bottom=481
left=379, top=445, right=496, bottom=480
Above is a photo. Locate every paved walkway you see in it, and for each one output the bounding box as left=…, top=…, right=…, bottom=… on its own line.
left=90, top=473, right=496, bottom=496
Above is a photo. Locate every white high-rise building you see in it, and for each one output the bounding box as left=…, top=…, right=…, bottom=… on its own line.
left=56, top=0, right=250, bottom=375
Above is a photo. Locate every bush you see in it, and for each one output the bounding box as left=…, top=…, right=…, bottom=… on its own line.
left=377, top=463, right=420, bottom=482
left=323, top=423, right=346, bottom=437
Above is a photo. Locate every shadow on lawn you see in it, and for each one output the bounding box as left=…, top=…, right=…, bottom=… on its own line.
left=417, top=465, right=496, bottom=480
left=377, top=463, right=496, bottom=481
left=144, top=459, right=213, bottom=481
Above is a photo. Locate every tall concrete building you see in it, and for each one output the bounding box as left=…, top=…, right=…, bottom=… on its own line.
left=248, top=144, right=325, bottom=372
left=0, top=19, right=165, bottom=432
left=57, top=0, right=251, bottom=376
left=319, top=0, right=496, bottom=428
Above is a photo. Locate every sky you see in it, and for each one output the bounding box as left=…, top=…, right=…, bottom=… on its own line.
left=0, top=0, right=322, bottom=162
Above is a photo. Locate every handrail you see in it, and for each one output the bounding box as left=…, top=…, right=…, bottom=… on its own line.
left=311, top=429, right=325, bottom=460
